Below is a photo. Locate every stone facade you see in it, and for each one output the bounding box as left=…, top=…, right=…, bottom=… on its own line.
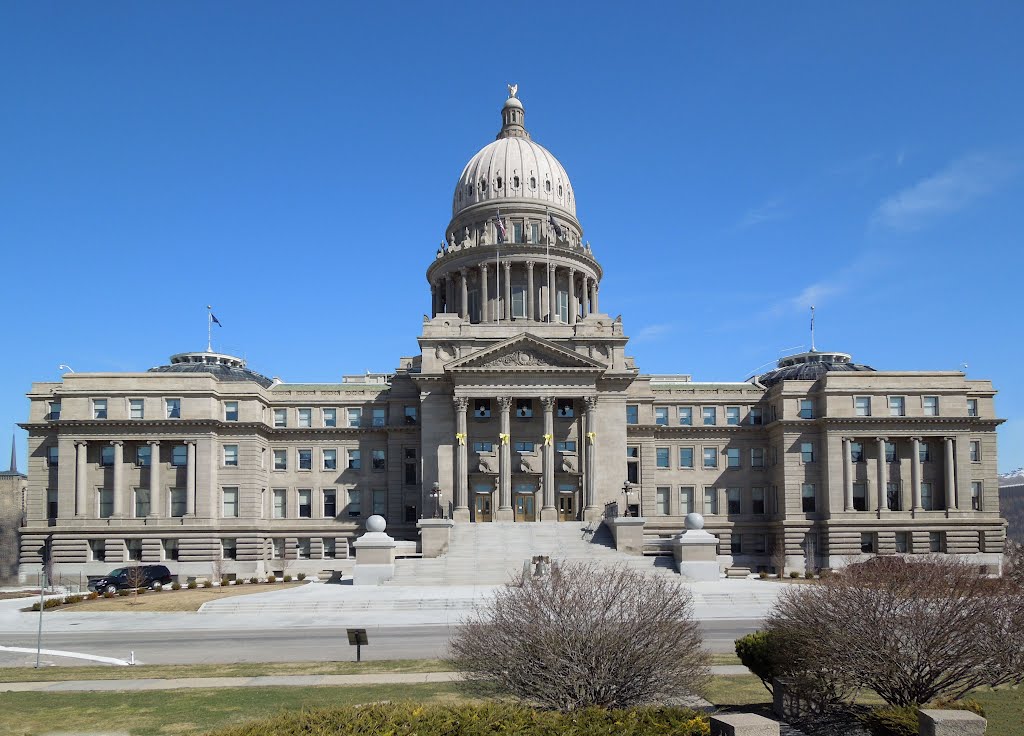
left=17, top=90, right=1007, bottom=580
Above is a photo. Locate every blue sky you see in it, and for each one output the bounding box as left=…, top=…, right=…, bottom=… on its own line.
left=1, top=2, right=1022, bottom=472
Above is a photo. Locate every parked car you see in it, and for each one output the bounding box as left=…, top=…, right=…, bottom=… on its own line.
left=88, top=565, right=174, bottom=593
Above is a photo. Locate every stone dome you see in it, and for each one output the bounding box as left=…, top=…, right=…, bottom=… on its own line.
left=148, top=351, right=275, bottom=388
left=756, top=350, right=875, bottom=387
left=451, top=89, right=576, bottom=221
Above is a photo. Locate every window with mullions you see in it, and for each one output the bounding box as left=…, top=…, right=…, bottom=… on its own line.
left=678, top=406, right=693, bottom=425
left=298, top=448, right=313, bottom=470
left=751, top=487, right=765, bottom=515
left=679, top=447, right=694, bottom=469
left=473, top=400, right=491, bottom=419
left=886, top=441, right=897, bottom=463
left=323, top=408, right=337, bottom=427
left=801, top=442, right=815, bottom=463
left=514, top=441, right=535, bottom=452
left=371, top=449, right=386, bottom=471
left=323, top=449, right=338, bottom=471
left=225, top=401, right=239, bottom=421
left=702, top=407, right=716, bottom=426
left=626, top=405, right=638, bottom=424
left=557, top=290, right=569, bottom=323
left=556, top=441, right=577, bottom=453
left=656, top=448, right=670, bottom=468
left=130, top=399, right=144, bottom=419
left=223, top=445, right=238, bottom=467
left=801, top=484, right=816, bottom=513
left=703, top=447, right=718, bottom=468
left=556, top=399, right=574, bottom=418
left=511, top=286, right=526, bottom=318
left=798, top=399, right=814, bottom=419
left=272, top=449, right=287, bottom=471
left=473, top=441, right=494, bottom=453
left=136, top=445, right=151, bottom=467
left=654, top=407, right=669, bottom=426
left=726, top=448, right=740, bottom=468
left=727, top=488, right=741, bottom=514
left=165, top=398, right=181, bottom=419
left=853, top=483, right=867, bottom=511
left=726, top=407, right=740, bottom=425
left=298, top=408, right=312, bottom=427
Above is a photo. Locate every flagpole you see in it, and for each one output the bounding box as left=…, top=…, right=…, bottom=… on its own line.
left=494, top=211, right=501, bottom=323
left=206, top=305, right=213, bottom=353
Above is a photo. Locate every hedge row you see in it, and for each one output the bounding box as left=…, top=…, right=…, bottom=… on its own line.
left=206, top=703, right=710, bottom=736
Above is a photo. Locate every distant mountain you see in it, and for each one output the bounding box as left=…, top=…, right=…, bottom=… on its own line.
left=999, top=469, right=1024, bottom=488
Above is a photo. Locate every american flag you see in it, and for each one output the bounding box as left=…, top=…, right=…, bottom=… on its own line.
left=493, top=214, right=507, bottom=243
left=548, top=213, right=563, bottom=239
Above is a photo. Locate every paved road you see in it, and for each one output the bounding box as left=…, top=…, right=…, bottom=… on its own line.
left=1, top=620, right=759, bottom=666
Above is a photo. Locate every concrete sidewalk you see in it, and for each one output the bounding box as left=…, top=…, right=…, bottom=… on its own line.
left=0, top=665, right=750, bottom=693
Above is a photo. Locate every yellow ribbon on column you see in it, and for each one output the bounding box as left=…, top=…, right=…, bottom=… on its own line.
left=455, top=432, right=466, bottom=445
left=499, top=433, right=510, bottom=445
left=587, top=431, right=597, bottom=444
left=542, top=433, right=553, bottom=446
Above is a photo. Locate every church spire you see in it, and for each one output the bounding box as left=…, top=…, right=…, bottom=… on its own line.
left=8, top=433, right=16, bottom=475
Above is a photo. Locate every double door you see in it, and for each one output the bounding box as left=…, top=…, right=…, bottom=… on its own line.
left=558, top=494, right=576, bottom=522
left=513, top=493, right=536, bottom=522
left=474, top=494, right=492, bottom=522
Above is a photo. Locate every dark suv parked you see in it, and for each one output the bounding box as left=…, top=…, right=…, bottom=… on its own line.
left=88, top=565, right=174, bottom=593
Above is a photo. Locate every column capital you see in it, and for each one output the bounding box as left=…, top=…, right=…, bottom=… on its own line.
left=109, top=440, right=123, bottom=447
left=526, top=259, right=535, bottom=268
left=502, top=260, right=511, bottom=271
left=943, top=436, right=956, bottom=442
left=185, top=439, right=197, bottom=447
left=875, top=436, right=888, bottom=443
left=496, top=396, right=513, bottom=411
left=75, top=439, right=88, bottom=447
left=540, top=396, right=556, bottom=410
left=584, top=395, right=599, bottom=410
left=910, top=436, right=922, bottom=443
left=548, top=263, right=556, bottom=272
left=842, top=436, right=852, bottom=444
left=147, top=439, right=161, bottom=446
left=452, top=396, right=469, bottom=411
left=458, top=266, right=468, bottom=276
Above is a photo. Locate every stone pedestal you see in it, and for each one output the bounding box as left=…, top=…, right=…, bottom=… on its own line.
left=673, top=513, right=721, bottom=581
left=609, top=516, right=646, bottom=555
left=352, top=515, right=397, bottom=585
left=918, top=709, right=987, bottom=736
left=710, top=713, right=780, bottom=736
left=494, top=507, right=514, bottom=521
left=452, top=507, right=470, bottom=523
left=418, top=518, right=455, bottom=558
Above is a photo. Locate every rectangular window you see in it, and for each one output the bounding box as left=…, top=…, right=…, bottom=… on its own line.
left=515, top=399, right=533, bottom=418
left=921, top=482, right=934, bottom=510
left=165, top=398, right=181, bottom=419
left=853, top=483, right=867, bottom=511
left=967, top=399, right=978, bottom=417
left=323, top=489, right=337, bottom=517
left=530, top=222, right=540, bottom=243
left=126, top=539, right=143, bottom=562
left=923, top=396, right=939, bottom=416
left=473, top=441, right=494, bottom=453
left=511, top=286, right=526, bottom=318
left=726, top=407, right=740, bottom=426
left=273, top=449, right=287, bottom=470
left=223, top=445, right=239, bottom=467
left=703, top=447, right=718, bottom=468
left=93, top=399, right=107, bottom=420
left=347, top=408, right=361, bottom=427
left=557, top=289, right=569, bottom=323
left=372, top=408, right=386, bottom=427
left=48, top=400, right=61, bottom=420
left=404, top=448, right=417, bottom=486
left=753, top=534, right=767, bottom=554
left=678, top=406, right=693, bottom=425
left=90, top=539, right=106, bottom=562
left=854, top=396, right=871, bottom=416
left=750, top=447, right=765, bottom=468
left=373, top=489, right=386, bottom=515
left=626, top=405, right=639, bottom=424
left=702, top=407, right=716, bottom=425
left=556, top=441, right=577, bottom=452
left=347, top=489, right=362, bottom=516
left=298, top=489, right=312, bottom=518
left=298, top=448, right=313, bottom=470
left=749, top=407, right=763, bottom=425
left=798, top=399, right=814, bottom=419
left=969, top=441, right=980, bottom=462
left=473, top=399, right=491, bottom=419
left=295, top=538, right=310, bottom=559
left=703, top=486, right=718, bottom=515
left=886, top=441, right=897, bottom=463
left=298, top=408, right=312, bottom=427
left=323, top=538, right=337, bottom=559
left=513, top=221, right=523, bottom=243
left=98, top=488, right=114, bottom=518
left=323, top=449, right=337, bottom=470
left=222, top=539, right=238, bottom=560
left=971, top=481, right=982, bottom=511
left=654, top=407, right=669, bottom=426
left=801, top=484, right=816, bottom=513
left=889, top=396, right=905, bottom=416
left=655, top=447, right=670, bottom=468
left=679, top=447, right=694, bottom=469
left=513, top=441, right=536, bottom=452
left=323, top=408, right=337, bottom=427
left=129, top=398, right=144, bottom=419
left=627, top=446, right=640, bottom=485
left=861, top=533, right=875, bottom=553
left=134, top=488, right=151, bottom=518
left=751, top=487, right=765, bottom=515
left=556, top=399, right=574, bottom=418
left=801, top=442, right=815, bottom=463
left=224, top=401, right=239, bottom=421
left=887, top=482, right=901, bottom=511
left=895, top=531, right=909, bottom=553
left=679, top=486, right=694, bottom=515
left=919, top=443, right=931, bottom=462
left=731, top=534, right=742, bottom=555
left=929, top=531, right=943, bottom=553
left=136, top=445, right=152, bottom=467
left=163, top=539, right=179, bottom=561
left=348, top=449, right=361, bottom=469
left=47, top=446, right=59, bottom=467
left=371, top=449, right=386, bottom=470
left=404, top=406, right=418, bottom=425
left=222, top=487, right=238, bottom=518
left=726, top=448, right=740, bottom=469
left=100, top=445, right=114, bottom=466
left=273, top=489, right=286, bottom=518
left=851, top=442, right=864, bottom=463
left=272, top=539, right=285, bottom=558
left=170, top=488, right=186, bottom=517
left=274, top=408, right=287, bottom=427
left=727, top=488, right=741, bottom=514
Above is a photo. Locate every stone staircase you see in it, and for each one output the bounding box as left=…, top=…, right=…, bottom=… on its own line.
left=387, top=521, right=678, bottom=586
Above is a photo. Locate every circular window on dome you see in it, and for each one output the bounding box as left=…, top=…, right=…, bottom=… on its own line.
left=545, top=180, right=551, bottom=193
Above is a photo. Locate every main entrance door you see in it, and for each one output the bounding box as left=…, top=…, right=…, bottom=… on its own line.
left=558, top=494, right=576, bottom=522
left=474, top=494, right=492, bottom=522
left=513, top=493, right=536, bottom=522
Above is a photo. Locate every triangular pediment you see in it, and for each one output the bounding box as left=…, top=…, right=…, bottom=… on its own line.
left=444, top=334, right=607, bottom=373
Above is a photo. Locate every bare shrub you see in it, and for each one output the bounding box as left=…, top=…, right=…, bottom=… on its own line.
left=448, top=562, right=710, bottom=711
left=1005, top=540, right=1024, bottom=586
left=766, top=556, right=1024, bottom=707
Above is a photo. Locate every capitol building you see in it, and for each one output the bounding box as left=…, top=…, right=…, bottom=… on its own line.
left=18, top=89, right=1007, bottom=580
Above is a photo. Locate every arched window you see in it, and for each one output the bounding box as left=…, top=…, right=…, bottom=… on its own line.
left=496, top=176, right=503, bottom=189
left=545, top=180, right=551, bottom=193
left=479, top=178, right=487, bottom=193
left=513, top=175, right=520, bottom=189
left=558, top=184, right=563, bottom=197
left=530, top=176, right=536, bottom=189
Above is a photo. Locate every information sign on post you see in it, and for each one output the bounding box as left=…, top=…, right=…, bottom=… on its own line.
left=346, top=628, right=368, bottom=662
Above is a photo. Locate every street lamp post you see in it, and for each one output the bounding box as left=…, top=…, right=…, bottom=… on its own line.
left=621, top=481, right=632, bottom=517
left=430, top=482, right=443, bottom=519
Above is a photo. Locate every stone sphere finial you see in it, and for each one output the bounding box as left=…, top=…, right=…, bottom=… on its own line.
left=684, top=512, right=705, bottom=531
left=366, top=515, right=387, bottom=533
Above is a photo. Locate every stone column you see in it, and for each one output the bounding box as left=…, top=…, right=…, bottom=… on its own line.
left=185, top=440, right=197, bottom=517
left=592, top=281, right=599, bottom=313
left=584, top=396, right=598, bottom=516
left=526, top=260, right=535, bottom=321
left=583, top=276, right=592, bottom=315
left=842, top=437, right=853, bottom=511
left=911, top=437, right=923, bottom=511
left=110, top=441, right=125, bottom=517
left=568, top=267, right=577, bottom=325
left=479, top=263, right=489, bottom=322
left=944, top=437, right=956, bottom=511
left=453, top=397, right=469, bottom=522
left=876, top=437, right=888, bottom=512
left=496, top=397, right=513, bottom=520
left=540, top=397, right=557, bottom=521
left=502, top=261, right=512, bottom=320
left=148, top=440, right=161, bottom=518
left=430, top=281, right=438, bottom=317
left=459, top=268, right=468, bottom=319
left=548, top=264, right=556, bottom=322
left=75, top=440, right=88, bottom=517
left=445, top=277, right=454, bottom=313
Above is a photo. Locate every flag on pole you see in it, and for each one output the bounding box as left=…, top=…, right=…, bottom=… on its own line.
left=211, top=313, right=223, bottom=327
left=493, top=213, right=507, bottom=243
left=548, top=213, right=563, bottom=239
